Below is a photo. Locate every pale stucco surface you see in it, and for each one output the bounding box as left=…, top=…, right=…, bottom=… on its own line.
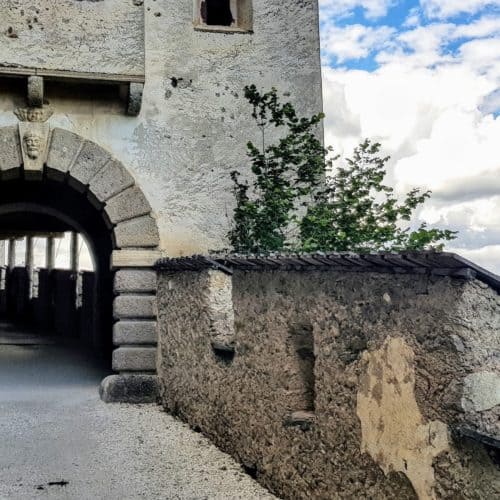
left=0, top=0, right=144, bottom=77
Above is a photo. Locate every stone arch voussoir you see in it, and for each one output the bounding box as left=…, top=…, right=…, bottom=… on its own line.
left=0, top=125, right=160, bottom=402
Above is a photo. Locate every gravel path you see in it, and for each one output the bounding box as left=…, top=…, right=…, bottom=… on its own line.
left=0, top=329, right=276, bottom=500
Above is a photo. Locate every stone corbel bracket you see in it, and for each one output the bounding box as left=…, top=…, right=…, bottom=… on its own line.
left=27, top=76, right=44, bottom=108
left=0, top=70, right=144, bottom=117
left=127, top=83, right=144, bottom=117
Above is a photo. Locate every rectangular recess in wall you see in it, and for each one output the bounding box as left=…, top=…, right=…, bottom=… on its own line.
left=194, top=0, right=253, bottom=33
left=289, top=323, right=316, bottom=412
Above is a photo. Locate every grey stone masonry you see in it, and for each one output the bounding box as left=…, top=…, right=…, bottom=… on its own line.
left=113, top=321, right=157, bottom=346
left=46, top=129, right=83, bottom=180
left=105, top=186, right=153, bottom=225
left=114, top=215, right=160, bottom=248
left=113, top=295, right=156, bottom=320
left=113, top=347, right=157, bottom=372
left=114, top=270, right=157, bottom=293
left=70, top=141, right=112, bottom=187
left=100, top=374, right=159, bottom=404
left=0, top=126, right=22, bottom=178
left=89, top=159, right=135, bottom=202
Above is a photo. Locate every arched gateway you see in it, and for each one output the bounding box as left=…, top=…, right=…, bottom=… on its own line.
left=0, top=124, right=160, bottom=403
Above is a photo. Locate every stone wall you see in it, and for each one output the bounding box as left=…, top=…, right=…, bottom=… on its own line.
left=157, top=267, right=500, bottom=499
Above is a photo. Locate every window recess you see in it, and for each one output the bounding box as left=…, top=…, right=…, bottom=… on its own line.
left=194, top=0, right=253, bottom=33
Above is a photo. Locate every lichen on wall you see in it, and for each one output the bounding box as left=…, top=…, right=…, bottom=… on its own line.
left=357, top=337, right=449, bottom=500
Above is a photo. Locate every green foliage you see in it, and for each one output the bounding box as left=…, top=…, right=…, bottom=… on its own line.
left=229, top=85, right=327, bottom=252
left=229, top=87, right=457, bottom=254
left=300, top=140, right=457, bottom=252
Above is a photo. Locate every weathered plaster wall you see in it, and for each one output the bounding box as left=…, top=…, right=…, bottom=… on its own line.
left=0, top=0, right=322, bottom=256
left=0, top=0, right=144, bottom=77
left=157, top=269, right=500, bottom=499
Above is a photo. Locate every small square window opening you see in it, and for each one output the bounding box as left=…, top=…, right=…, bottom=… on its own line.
left=195, top=0, right=253, bottom=33
left=202, top=0, right=234, bottom=27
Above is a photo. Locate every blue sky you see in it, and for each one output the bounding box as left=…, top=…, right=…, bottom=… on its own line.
left=319, top=0, right=500, bottom=272
left=322, top=1, right=500, bottom=71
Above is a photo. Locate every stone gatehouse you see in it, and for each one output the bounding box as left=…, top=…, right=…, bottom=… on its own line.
left=0, top=0, right=322, bottom=399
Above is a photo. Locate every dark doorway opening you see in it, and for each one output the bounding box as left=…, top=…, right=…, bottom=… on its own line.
left=0, top=178, right=114, bottom=366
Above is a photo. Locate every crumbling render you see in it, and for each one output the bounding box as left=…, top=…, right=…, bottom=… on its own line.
left=357, top=337, right=449, bottom=500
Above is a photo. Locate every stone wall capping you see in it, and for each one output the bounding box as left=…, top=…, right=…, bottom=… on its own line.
left=156, top=252, right=500, bottom=292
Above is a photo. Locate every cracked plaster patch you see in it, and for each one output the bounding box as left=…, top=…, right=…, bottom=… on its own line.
left=357, top=337, right=449, bottom=500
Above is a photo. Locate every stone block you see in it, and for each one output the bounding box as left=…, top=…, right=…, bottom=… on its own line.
left=113, top=295, right=156, bottom=319
left=462, top=371, right=500, bottom=412
left=89, top=159, right=135, bottom=202
left=104, top=185, right=152, bottom=224
left=46, top=128, right=83, bottom=178
left=0, top=126, right=22, bottom=175
left=27, top=76, right=44, bottom=107
left=112, top=346, right=157, bottom=372
left=114, top=270, right=157, bottom=293
left=70, top=140, right=111, bottom=186
left=114, top=215, right=160, bottom=248
left=113, top=321, right=157, bottom=345
left=100, top=374, right=159, bottom=403
left=127, top=82, right=144, bottom=116
left=111, top=250, right=163, bottom=268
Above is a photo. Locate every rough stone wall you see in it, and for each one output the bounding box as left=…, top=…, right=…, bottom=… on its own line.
left=157, top=269, right=500, bottom=499
left=0, top=0, right=322, bottom=256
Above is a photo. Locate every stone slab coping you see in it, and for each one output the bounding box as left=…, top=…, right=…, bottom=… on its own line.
left=156, top=252, right=500, bottom=293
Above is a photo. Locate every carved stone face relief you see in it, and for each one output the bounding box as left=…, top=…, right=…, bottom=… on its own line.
left=23, top=131, right=43, bottom=159
left=14, top=105, right=52, bottom=177
left=14, top=105, right=53, bottom=123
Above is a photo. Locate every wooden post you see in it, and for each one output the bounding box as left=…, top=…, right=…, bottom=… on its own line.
left=46, top=236, right=55, bottom=270
left=0, top=240, right=5, bottom=267
left=25, top=236, right=34, bottom=299
left=7, top=239, right=16, bottom=270
left=25, top=236, right=34, bottom=270
left=70, top=232, right=79, bottom=272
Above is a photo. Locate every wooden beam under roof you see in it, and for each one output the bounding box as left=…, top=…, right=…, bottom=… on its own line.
left=0, top=231, right=64, bottom=240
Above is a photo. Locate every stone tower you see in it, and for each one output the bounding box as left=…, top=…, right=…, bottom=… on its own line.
left=0, top=0, right=322, bottom=400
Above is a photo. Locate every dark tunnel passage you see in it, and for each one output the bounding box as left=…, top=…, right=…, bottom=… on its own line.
left=0, top=178, right=114, bottom=365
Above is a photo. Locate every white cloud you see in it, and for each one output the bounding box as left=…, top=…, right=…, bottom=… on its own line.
left=448, top=245, right=500, bottom=274
left=321, top=23, right=395, bottom=63
left=421, top=0, right=500, bottom=19
left=319, top=0, right=395, bottom=19
left=321, top=8, right=500, bottom=272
